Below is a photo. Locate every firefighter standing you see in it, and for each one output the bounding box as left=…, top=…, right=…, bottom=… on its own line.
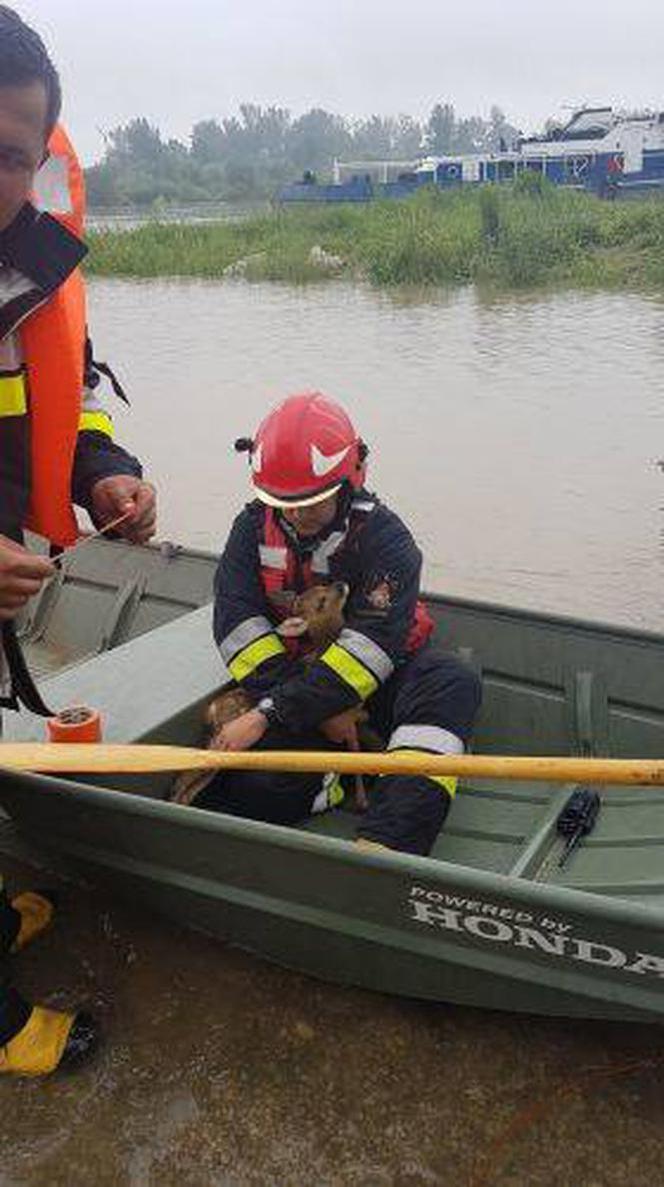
left=0, top=6, right=156, bottom=1076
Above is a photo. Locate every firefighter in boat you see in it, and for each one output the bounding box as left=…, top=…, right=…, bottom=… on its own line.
left=195, top=391, right=481, bottom=854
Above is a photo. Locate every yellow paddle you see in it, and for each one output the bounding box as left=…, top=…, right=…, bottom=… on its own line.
left=0, top=744, right=664, bottom=785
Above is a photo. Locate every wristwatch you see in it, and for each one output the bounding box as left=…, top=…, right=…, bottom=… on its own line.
left=257, top=696, right=281, bottom=728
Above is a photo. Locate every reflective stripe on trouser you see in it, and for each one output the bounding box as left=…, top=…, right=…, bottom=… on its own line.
left=218, top=616, right=286, bottom=682
left=386, top=724, right=464, bottom=797
left=311, top=772, right=345, bottom=814
left=0, top=373, right=27, bottom=418
left=358, top=648, right=482, bottom=855
left=385, top=748, right=459, bottom=799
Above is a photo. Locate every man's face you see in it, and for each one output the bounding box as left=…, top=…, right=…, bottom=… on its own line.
left=280, top=491, right=340, bottom=538
left=0, top=81, right=48, bottom=231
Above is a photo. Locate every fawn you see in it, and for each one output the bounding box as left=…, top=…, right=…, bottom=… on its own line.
left=170, top=582, right=373, bottom=809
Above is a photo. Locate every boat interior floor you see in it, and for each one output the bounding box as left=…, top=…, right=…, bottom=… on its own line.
left=301, top=778, right=664, bottom=908
left=108, top=756, right=664, bottom=909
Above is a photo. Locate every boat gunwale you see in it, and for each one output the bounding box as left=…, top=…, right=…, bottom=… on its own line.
left=424, top=589, right=664, bottom=650
left=39, top=534, right=664, bottom=649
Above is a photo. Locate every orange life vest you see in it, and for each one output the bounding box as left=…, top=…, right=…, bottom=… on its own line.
left=258, top=505, right=434, bottom=653
left=23, top=125, right=87, bottom=546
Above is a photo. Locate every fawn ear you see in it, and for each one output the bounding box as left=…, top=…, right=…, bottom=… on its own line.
left=277, top=616, right=309, bottom=638
left=204, top=698, right=224, bottom=728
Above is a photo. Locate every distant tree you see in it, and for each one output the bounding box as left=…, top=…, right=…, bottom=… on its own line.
left=426, top=103, right=456, bottom=154
left=289, top=108, right=352, bottom=171
left=85, top=101, right=521, bottom=206
left=393, top=114, right=423, bottom=159
left=190, top=119, right=226, bottom=164
left=454, top=115, right=489, bottom=153
left=106, top=117, right=164, bottom=166
left=85, top=161, right=123, bottom=206
left=351, top=115, right=398, bottom=159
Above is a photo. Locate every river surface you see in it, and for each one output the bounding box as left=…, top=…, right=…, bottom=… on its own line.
left=2, top=281, right=664, bottom=1186
left=89, top=279, right=664, bottom=629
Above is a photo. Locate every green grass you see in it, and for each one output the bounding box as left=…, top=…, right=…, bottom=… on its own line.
left=86, top=184, right=664, bottom=293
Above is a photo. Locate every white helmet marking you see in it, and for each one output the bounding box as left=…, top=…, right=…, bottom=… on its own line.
left=251, top=443, right=263, bottom=473
left=311, top=443, right=350, bottom=477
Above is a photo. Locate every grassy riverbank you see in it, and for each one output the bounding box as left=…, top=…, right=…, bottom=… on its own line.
left=86, top=184, right=664, bottom=291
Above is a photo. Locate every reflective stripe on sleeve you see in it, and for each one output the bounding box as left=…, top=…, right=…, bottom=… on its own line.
left=336, top=628, right=394, bottom=682
left=219, top=614, right=286, bottom=681
left=78, top=411, right=114, bottom=437
left=218, top=615, right=276, bottom=665
left=319, top=624, right=395, bottom=699
left=227, top=633, right=286, bottom=682
left=0, top=373, right=27, bottom=417
left=320, top=641, right=379, bottom=700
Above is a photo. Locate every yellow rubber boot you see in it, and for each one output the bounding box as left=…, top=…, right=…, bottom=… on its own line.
left=0, top=1006, right=74, bottom=1076
left=10, top=891, right=56, bottom=954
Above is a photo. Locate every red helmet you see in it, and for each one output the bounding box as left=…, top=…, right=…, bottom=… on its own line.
left=240, top=392, right=367, bottom=507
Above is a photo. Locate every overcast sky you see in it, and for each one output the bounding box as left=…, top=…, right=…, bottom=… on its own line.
left=15, top=0, right=664, bottom=162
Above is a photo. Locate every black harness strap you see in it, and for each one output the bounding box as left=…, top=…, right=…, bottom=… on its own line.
left=84, top=336, right=130, bottom=405
left=0, top=620, right=55, bottom=717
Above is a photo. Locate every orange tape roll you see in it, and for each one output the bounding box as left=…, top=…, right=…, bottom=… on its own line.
left=46, top=706, right=102, bottom=744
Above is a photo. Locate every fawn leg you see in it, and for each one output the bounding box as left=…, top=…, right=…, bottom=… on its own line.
left=348, top=723, right=369, bottom=813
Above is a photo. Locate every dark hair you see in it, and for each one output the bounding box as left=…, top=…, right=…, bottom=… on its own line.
left=0, top=6, right=61, bottom=136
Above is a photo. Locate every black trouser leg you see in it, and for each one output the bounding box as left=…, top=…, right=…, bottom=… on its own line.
left=0, top=882, right=20, bottom=955
left=193, top=648, right=481, bottom=856
left=358, top=647, right=482, bottom=855
left=193, top=725, right=342, bottom=824
left=0, top=879, right=31, bottom=1046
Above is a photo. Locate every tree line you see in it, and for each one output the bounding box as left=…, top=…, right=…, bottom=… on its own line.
left=85, top=103, right=521, bottom=207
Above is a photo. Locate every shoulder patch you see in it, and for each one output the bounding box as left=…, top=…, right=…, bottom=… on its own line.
left=361, top=573, right=399, bottom=616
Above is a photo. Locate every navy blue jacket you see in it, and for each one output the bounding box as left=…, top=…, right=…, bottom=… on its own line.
left=214, top=492, right=425, bottom=733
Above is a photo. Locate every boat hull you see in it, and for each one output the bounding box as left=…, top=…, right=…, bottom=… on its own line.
left=4, top=543, right=664, bottom=1020
left=2, top=771, right=664, bottom=1022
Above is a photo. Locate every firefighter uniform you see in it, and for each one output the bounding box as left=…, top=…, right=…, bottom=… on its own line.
left=198, top=490, right=481, bottom=855
left=0, top=126, right=143, bottom=1074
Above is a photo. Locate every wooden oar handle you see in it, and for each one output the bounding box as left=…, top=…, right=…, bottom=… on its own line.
left=1, top=744, right=664, bottom=785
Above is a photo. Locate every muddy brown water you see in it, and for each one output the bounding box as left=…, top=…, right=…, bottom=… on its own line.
left=2, top=281, right=664, bottom=1186
left=91, top=278, right=664, bottom=629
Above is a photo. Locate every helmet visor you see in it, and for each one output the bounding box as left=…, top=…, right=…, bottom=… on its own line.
left=253, top=482, right=342, bottom=509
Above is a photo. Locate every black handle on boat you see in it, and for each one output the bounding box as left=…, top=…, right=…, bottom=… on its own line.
left=556, top=787, right=601, bottom=868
